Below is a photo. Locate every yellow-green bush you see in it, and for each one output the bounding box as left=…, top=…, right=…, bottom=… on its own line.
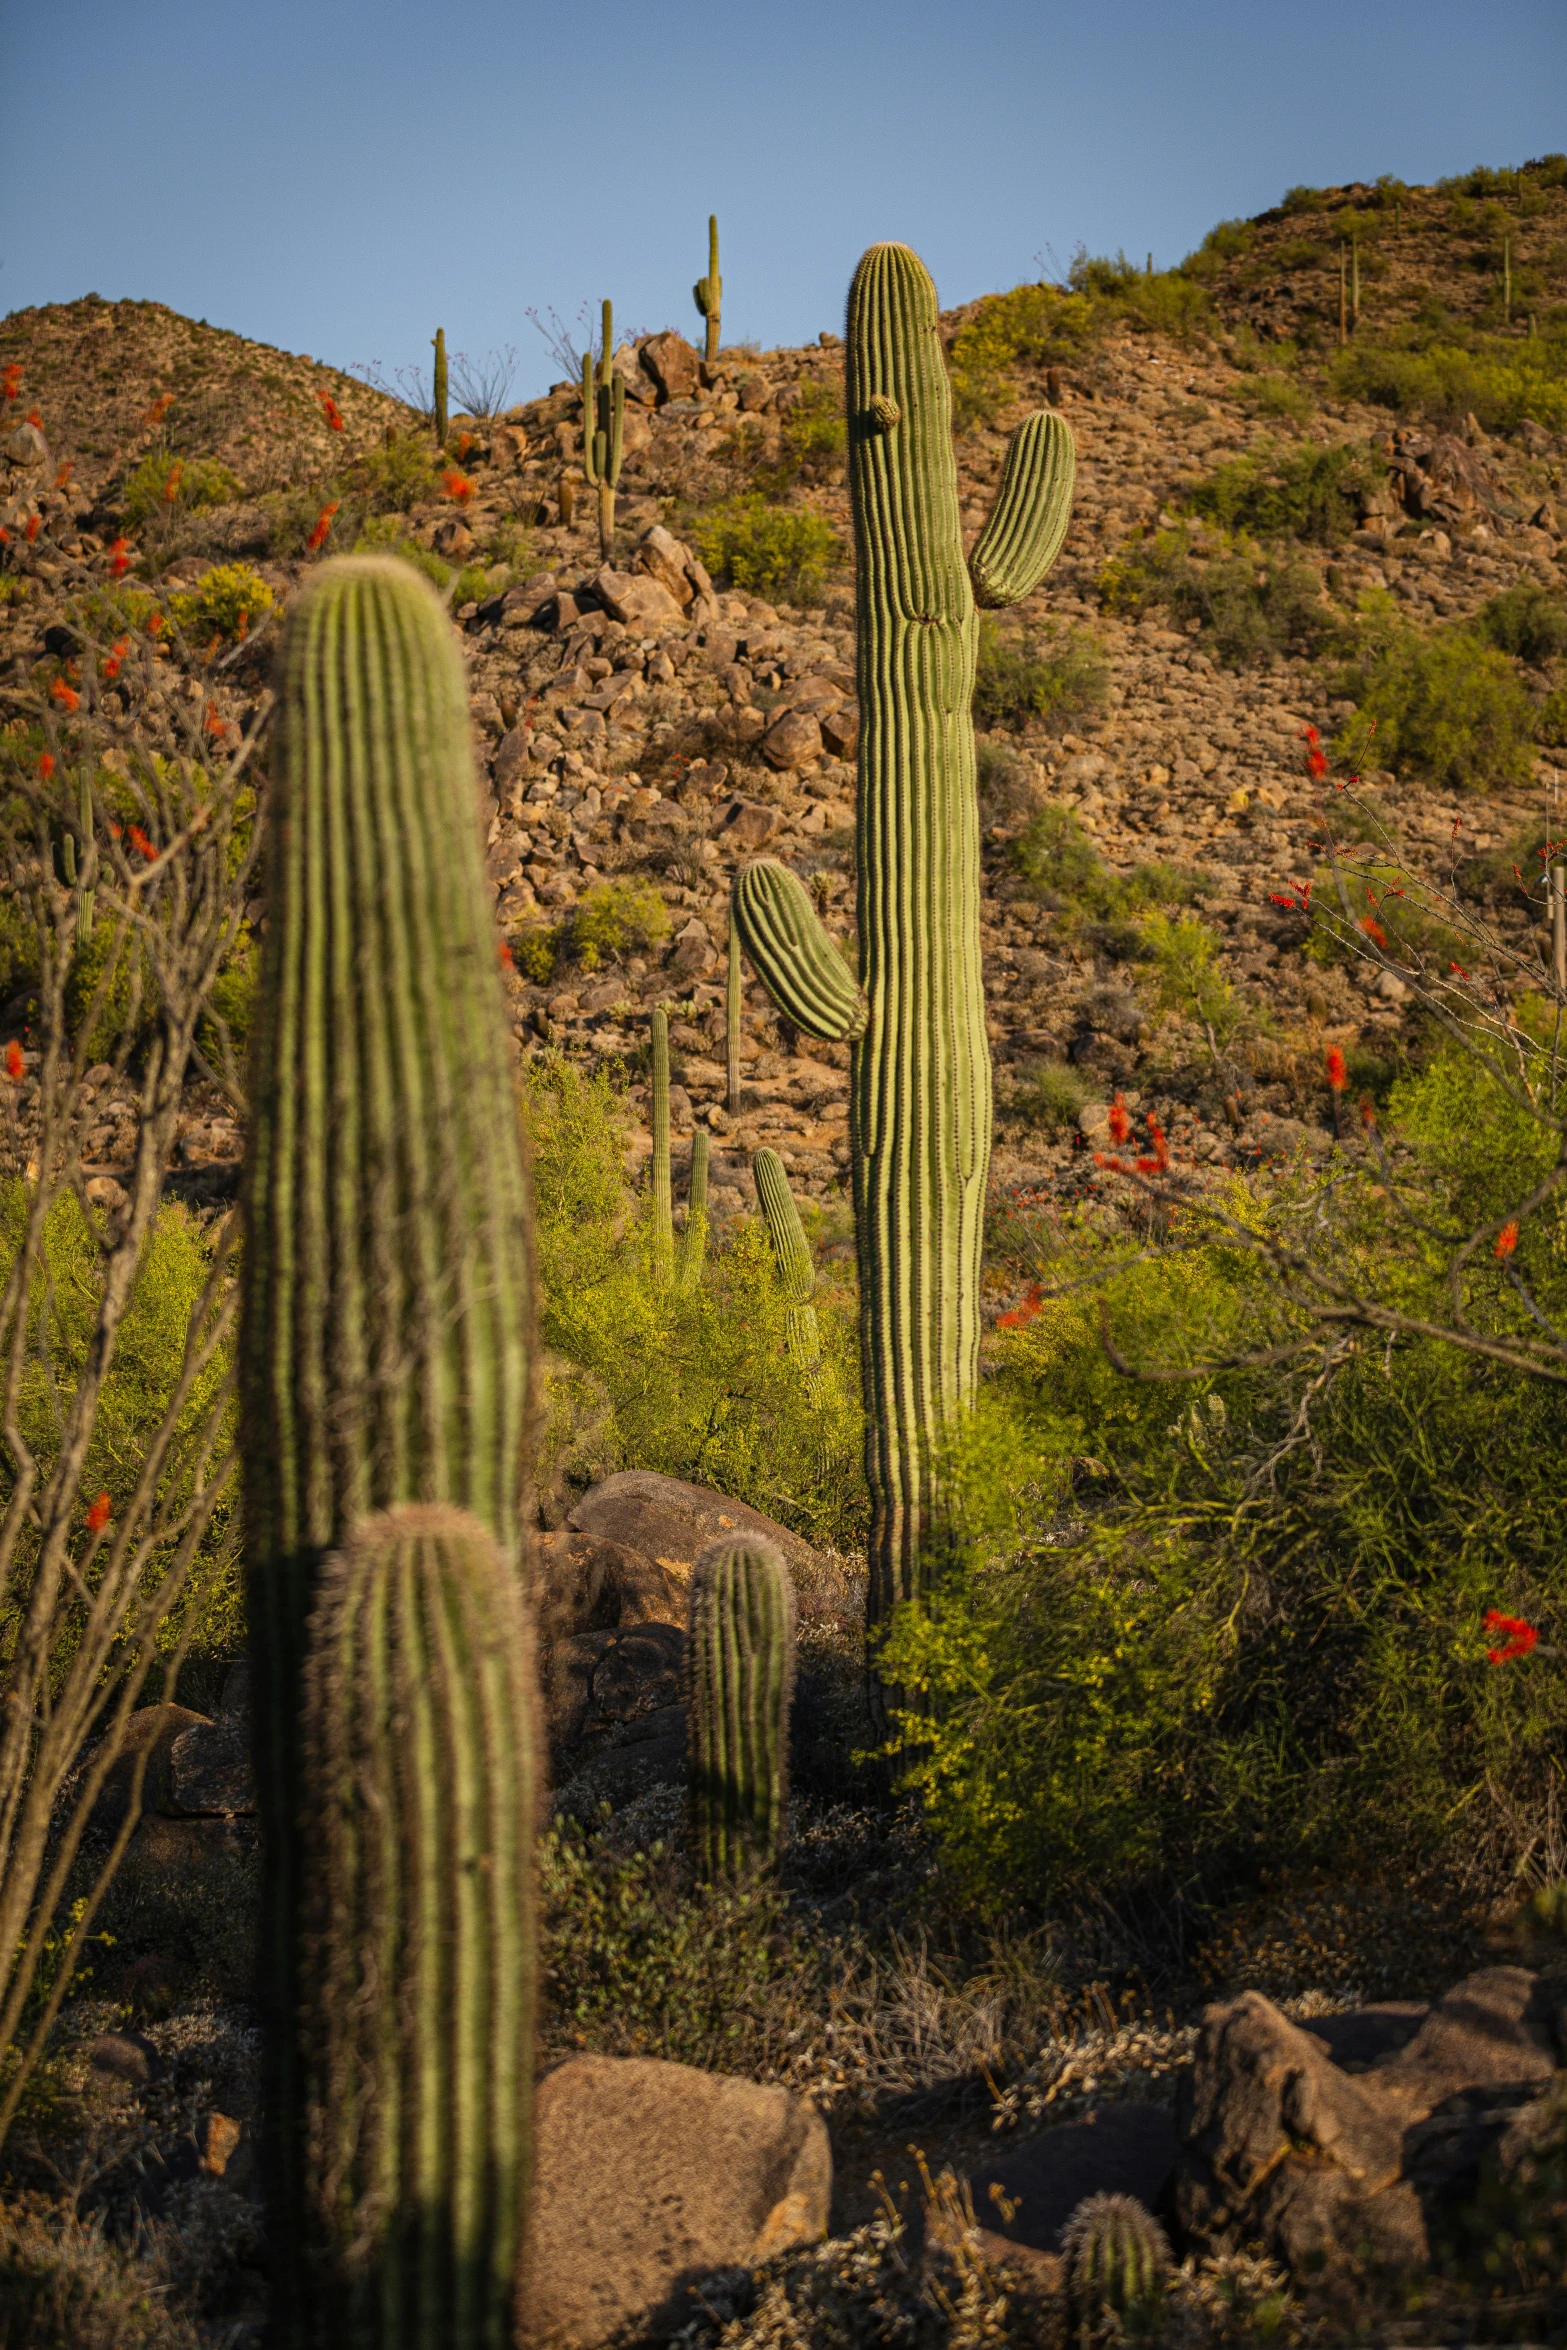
left=571, top=879, right=670, bottom=971
left=121, top=454, right=240, bottom=530
left=945, top=284, right=1094, bottom=429
left=168, top=563, right=273, bottom=645
left=1099, top=525, right=1332, bottom=665
left=686, top=497, right=841, bottom=605
left=973, top=618, right=1109, bottom=733
left=1334, top=620, right=1537, bottom=793
left=1331, top=336, right=1567, bottom=433
left=1184, top=440, right=1380, bottom=546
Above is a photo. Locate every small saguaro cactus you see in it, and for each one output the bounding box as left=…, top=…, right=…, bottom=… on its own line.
left=433, top=326, right=448, bottom=446
left=1061, top=2193, right=1171, bottom=2340
left=687, top=1532, right=796, bottom=1878
left=693, top=214, right=722, bottom=365
left=297, top=1504, right=541, bottom=2349
left=683, top=1125, right=710, bottom=1284
left=650, top=1001, right=673, bottom=1283
left=243, top=555, right=533, bottom=2331
left=726, top=906, right=743, bottom=1113
left=581, top=297, right=624, bottom=560
left=730, top=244, right=1074, bottom=1671
left=753, top=1147, right=824, bottom=1391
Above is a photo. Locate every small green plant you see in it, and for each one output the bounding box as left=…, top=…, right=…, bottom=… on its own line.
left=511, top=924, right=559, bottom=985
left=1185, top=441, right=1380, bottom=546
left=1281, top=182, right=1329, bottom=213
left=351, top=513, right=451, bottom=590
left=121, top=453, right=241, bottom=530
left=1235, top=372, right=1314, bottom=422
left=571, top=878, right=670, bottom=971
left=778, top=380, right=847, bottom=479
left=1476, top=581, right=1567, bottom=669
left=1335, top=621, right=1538, bottom=793
left=353, top=432, right=443, bottom=515
left=686, top=496, right=841, bottom=604
left=167, top=562, right=274, bottom=645
left=974, top=618, right=1109, bottom=733
left=1099, top=525, right=1331, bottom=666
left=1062, top=2193, right=1171, bottom=2341
left=1008, top=1058, right=1093, bottom=1133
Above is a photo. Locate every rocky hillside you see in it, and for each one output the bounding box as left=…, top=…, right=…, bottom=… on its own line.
left=3, top=161, right=1565, bottom=1243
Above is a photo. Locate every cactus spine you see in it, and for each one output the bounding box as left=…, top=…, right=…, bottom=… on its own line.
left=753, top=1147, right=823, bottom=1392
left=581, top=298, right=624, bottom=560
left=726, top=906, right=743, bottom=1113
left=433, top=327, right=448, bottom=446
left=730, top=246, right=1073, bottom=1665
left=243, top=556, right=533, bottom=2332
left=298, top=1504, right=539, bottom=2348
left=650, top=1002, right=673, bottom=1283
left=1061, top=2193, right=1171, bottom=2340
left=693, top=214, right=722, bottom=366
left=687, top=1533, right=796, bottom=1878
left=683, top=1126, right=710, bottom=1284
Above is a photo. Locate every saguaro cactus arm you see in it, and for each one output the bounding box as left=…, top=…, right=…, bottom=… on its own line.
left=969, top=410, right=1077, bottom=608
left=732, top=860, right=866, bottom=1044
left=753, top=1147, right=824, bottom=1386
left=683, top=1127, right=710, bottom=1284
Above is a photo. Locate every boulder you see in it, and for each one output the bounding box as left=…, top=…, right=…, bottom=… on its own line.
left=169, top=1706, right=254, bottom=1816
left=84, top=1704, right=212, bottom=1829
left=639, top=332, right=702, bottom=406
left=636, top=524, right=698, bottom=609
left=522, top=2054, right=830, bottom=2347
left=4, top=422, right=48, bottom=469
left=547, top=1621, right=687, bottom=1765
left=667, top=916, right=715, bottom=978
left=1174, top=1968, right=1565, bottom=2273
left=925, top=2103, right=1175, bottom=2286
left=567, top=1470, right=818, bottom=1587
left=431, top=516, right=475, bottom=560
left=591, top=565, right=687, bottom=633
left=713, top=797, right=780, bottom=852
left=535, top=1527, right=684, bottom=1637
left=760, top=709, right=824, bottom=772
left=820, top=704, right=860, bottom=759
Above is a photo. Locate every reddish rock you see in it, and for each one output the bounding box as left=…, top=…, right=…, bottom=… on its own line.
left=639, top=332, right=701, bottom=405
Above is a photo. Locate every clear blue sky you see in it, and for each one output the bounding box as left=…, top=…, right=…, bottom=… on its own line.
left=4, top=0, right=1563, bottom=402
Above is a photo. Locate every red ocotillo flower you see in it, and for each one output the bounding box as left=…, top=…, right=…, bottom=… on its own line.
left=85, top=1491, right=112, bottom=1534
left=1, top=363, right=21, bottom=401
left=102, top=636, right=131, bottom=682
left=498, top=940, right=515, bottom=970
left=1484, top=1609, right=1538, bottom=1664
left=162, top=461, right=185, bottom=505
left=305, top=501, right=340, bottom=553
left=442, top=468, right=475, bottom=505
left=1108, top=1095, right=1130, bottom=1146
left=1136, top=1117, right=1170, bottom=1176
left=4, top=1041, right=24, bottom=1082
left=317, top=391, right=346, bottom=432
left=1326, top=1046, right=1348, bottom=1092
left=142, top=392, right=174, bottom=429
left=1361, top=915, right=1388, bottom=948
left=109, top=537, right=131, bottom=576
left=25, top=409, right=42, bottom=429
left=37, top=753, right=55, bottom=781
left=1360, top=1096, right=1376, bottom=1128
left=50, top=679, right=79, bottom=711
left=146, top=611, right=164, bottom=635
left=127, top=825, right=158, bottom=862
left=24, top=515, right=40, bottom=543
left=1495, top=1220, right=1519, bottom=1259
left=997, top=1284, right=1044, bottom=1331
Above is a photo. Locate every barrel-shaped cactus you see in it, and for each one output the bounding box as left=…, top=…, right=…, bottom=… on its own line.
left=730, top=245, right=1074, bottom=1666
left=298, top=1504, right=540, bottom=2349
left=753, top=1147, right=823, bottom=1390
left=581, top=298, right=624, bottom=559
left=693, top=215, right=722, bottom=365
left=243, top=555, right=533, bottom=2328
left=1061, top=2192, right=1171, bottom=2339
left=687, top=1533, right=796, bottom=1878
left=433, top=326, right=448, bottom=447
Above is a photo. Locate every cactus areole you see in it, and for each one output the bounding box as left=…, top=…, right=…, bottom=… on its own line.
left=733, top=244, right=1074, bottom=1653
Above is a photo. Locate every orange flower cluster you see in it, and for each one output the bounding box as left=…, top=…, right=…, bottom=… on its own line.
left=142, top=393, right=174, bottom=429
left=85, top=1491, right=111, bottom=1534
left=306, top=501, right=340, bottom=553
left=109, top=537, right=131, bottom=577
left=4, top=1041, right=23, bottom=1081
left=24, top=516, right=40, bottom=544
left=102, top=636, right=131, bottom=682
left=1484, top=1608, right=1537, bottom=1664
left=1325, top=1046, right=1348, bottom=1092
left=1300, top=723, right=1328, bottom=780
left=1, top=363, right=21, bottom=403
left=318, top=391, right=346, bottom=432
left=442, top=468, right=475, bottom=505
left=37, top=754, right=55, bottom=781
left=127, top=825, right=158, bottom=862
left=997, top=1283, right=1044, bottom=1331
left=1495, top=1220, right=1519, bottom=1260
left=162, top=460, right=185, bottom=505
left=49, top=679, right=79, bottom=712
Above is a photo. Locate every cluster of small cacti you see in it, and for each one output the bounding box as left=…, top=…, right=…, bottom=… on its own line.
left=581, top=298, right=624, bottom=559
left=687, top=1532, right=795, bottom=1879
left=693, top=214, right=722, bottom=364
left=1061, top=2192, right=1171, bottom=2340
left=731, top=242, right=1075, bottom=1684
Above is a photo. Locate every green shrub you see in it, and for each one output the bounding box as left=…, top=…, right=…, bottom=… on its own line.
left=1330, top=337, right=1567, bottom=432
left=1538, top=688, right=1567, bottom=749
left=511, top=923, right=559, bottom=984
left=201, top=920, right=255, bottom=1066
left=945, top=283, right=1095, bottom=429
left=1281, top=183, right=1330, bottom=213
left=687, top=497, right=841, bottom=605
left=1336, top=623, right=1537, bottom=793
left=1476, top=582, right=1567, bottom=669
left=0, top=2203, right=199, bottom=2350
left=975, top=741, right=1040, bottom=824
left=974, top=619, right=1110, bottom=733
left=350, top=513, right=451, bottom=589
left=778, top=381, right=846, bottom=478
left=167, top=562, right=273, bottom=645
left=1007, top=1059, right=1093, bottom=1133
left=121, top=454, right=241, bottom=530
left=351, top=432, right=441, bottom=515
left=881, top=1048, right=1567, bottom=1909
left=1066, top=251, right=1211, bottom=339
left=1185, top=441, right=1379, bottom=546
left=570, top=878, right=670, bottom=971
left=65, top=917, right=155, bottom=1060
left=1099, top=526, right=1331, bottom=666
left=1235, top=373, right=1314, bottom=422
left=1183, top=219, right=1254, bottom=280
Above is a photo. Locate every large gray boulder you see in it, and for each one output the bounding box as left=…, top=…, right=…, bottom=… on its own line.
left=568, top=1470, right=817, bottom=1588
left=521, top=2054, right=830, bottom=2346
left=1175, top=1967, right=1564, bottom=2271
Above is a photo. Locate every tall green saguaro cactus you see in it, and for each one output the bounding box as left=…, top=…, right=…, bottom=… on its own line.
left=753, top=1147, right=823, bottom=1392
left=650, top=1002, right=673, bottom=1283
left=693, top=214, right=722, bottom=366
left=581, top=297, right=624, bottom=560
left=243, top=555, right=533, bottom=2332
left=687, top=1533, right=796, bottom=1878
left=433, top=326, right=448, bottom=447
left=298, top=1504, right=540, bottom=2349
left=726, top=907, right=743, bottom=1113
left=731, top=245, right=1074, bottom=1662
left=683, top=1126, right=710, bottom=1285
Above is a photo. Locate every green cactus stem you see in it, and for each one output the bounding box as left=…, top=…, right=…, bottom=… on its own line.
left=687, top=1532, right=796, bottom=1879
left=298, top=1504, right=540, bottom=2349
left=693, top=214, right=722, bottom=366
left=683, top=1126, right=710, bottom=1285
left=752, top=1147, right=823, bottom=1390
left=581, top=299, right=624, bottom=560
left=730, top=244, right=1074, bottom=1668
left=1061, top=2193, right=1171, bottom=2341
left=243, top=555, right=533, bottom=2328
left=726, top=907, right=743, bottom=1113
left=433, top=327, right=448, bottom=447
left=650, top=1002, right=673, bottom=1284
